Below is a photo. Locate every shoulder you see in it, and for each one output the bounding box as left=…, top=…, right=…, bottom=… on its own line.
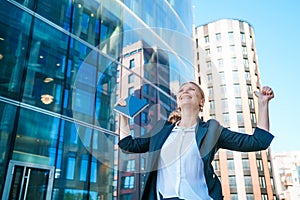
left=203, top=119, right=222, bottom=131
left=146, top=120, right=174, bottom=137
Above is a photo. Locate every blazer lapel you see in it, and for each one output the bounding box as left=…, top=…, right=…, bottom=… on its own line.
left=152, top=123, right=175, bottom=151
left=195, top=118, right=208, bottom=149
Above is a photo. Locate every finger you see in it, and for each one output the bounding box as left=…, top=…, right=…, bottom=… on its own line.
left=254, top=91, right=261, bottom=97
left=115, top=98, right=127, bottom=106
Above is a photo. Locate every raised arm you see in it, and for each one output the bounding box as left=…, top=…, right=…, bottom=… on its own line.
left=254, top=86, right=274, bottom=132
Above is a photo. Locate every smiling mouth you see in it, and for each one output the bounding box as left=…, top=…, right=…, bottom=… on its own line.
left=180, top=95, right=192, bottom=100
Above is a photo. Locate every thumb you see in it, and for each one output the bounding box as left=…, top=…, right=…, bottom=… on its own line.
left=254, top=91, right=261, bottom=98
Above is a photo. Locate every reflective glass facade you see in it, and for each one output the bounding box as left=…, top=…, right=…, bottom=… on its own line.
left=0, top=0, right=194, bottom=199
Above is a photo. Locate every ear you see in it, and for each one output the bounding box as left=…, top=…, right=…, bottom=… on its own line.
left=200, top=98, right=205, bottom=107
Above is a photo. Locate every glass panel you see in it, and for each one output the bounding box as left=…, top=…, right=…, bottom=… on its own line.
left=9, top=166, right=24, bottom=200
left=52, top=120, right=115, bottom=200
left=94, top=56, right=118, bottom=131
left=36, top=0, right=73, bottom=31
left=25, top=168, right=49, bottom=200
left=0, top=102, right=17, bottom=193
left=0, top=1, right=32, bottom=99
left=12, top=108, right=59, bottom=166
left=72, top=0, right=101, bottom=45
left=89, top=129, right=115, bottom=200
left=64, top=38, right=93, bottom=118
left=11, top=0, right=35, bottom=10
left=99, top=1, right=123, bottom=59
left=23, top=18, right=68, bottom=113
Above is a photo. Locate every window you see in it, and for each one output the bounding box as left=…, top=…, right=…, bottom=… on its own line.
left=233, top=84, right=240, bottom=96
left=248, top=98, right=254, bottom=109
left=213, top=160, right=219, bottom=170
left=238, top=127, right=245, bottom=133
left=143, top=84, right=148, bottom=94
left=229, top=175, right=237, bottom=187
left=128, top=87, right=134, bottom=95
left=207, top=74, right=213, bottom=83
left=216, top=33, right=221, bottom=41
left=141, top=112, right=147, bottom=123
left=245, top=71, right=251, bottom=81
left=250, top=112, right=256, bottom=124
left=257, top=159, right=263, bottom=171
left=208, top=87, right=214, bottom=98
left=140, top=127, right=146, bottom=136
left=217, top=46, right=222, bottom=53
left=221, top=85, right=227, bottom=95
left=223, top=113, right=230, bottom=126
left=231, top=57, right=237, bottom=66
left=122, top=176, right=135, bottom=189
left=232, top=70, right=239, bottom=82
left=204, top=35, right=209, bottom=43
left=80, top=154, right=88, bottom=181
left=197, top=52, right=199, bottom=60
left=209, top=100, right=215, bottom=110
left=196, top=38, right=198, bottom=48
left=227, top=159, right=235, bottom=171
left=244, top=176, right=252, bottom=188
left=219, top=72, right=225, bottom=83
left=218, top=58, right=223, bottom=67
left=240, top=32, right=246, bottom=43
left=206, top=61, right=212, bottom=68
left=141, top=157, right=146, bottom=170
left=259, top=176, right=266, bottom=188
left=261, top=194, right=268, bottom=200
left=246, top=194, right=254, bottom=200
left=235, top=97, right=242, bottom=110
left=237, top=112, right=244, bottom=124
left=242, top=158, right=250, bottom=170
left=66, top=152, right=76, bottom=180
left=221, top=99, right=228, bottom=110
left=126, top=160, right=135, bottom=172
left=230, top=194, right=238, bottom=200
left=128, top=74, right=134, bottom=83
left=120, top=194, right=133, bottom=200
left=90, top=158, right=97, bottom=183
left=228, top=32, right=234, bottom=41
left=129, top=59, right=135, bottom=69
left=242, top=46, right=247, bottom=55
left=144, top=70, right=149, bottom=78
left=230, top=45, right=235, bottom=52
left=247, top=85, right=252, bottom=95
left=205, top=48, right=210, bottom=55
left=243, top=58, right=249, bottom=68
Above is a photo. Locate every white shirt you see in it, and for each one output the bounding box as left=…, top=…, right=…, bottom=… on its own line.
left=156, top=122, right=212, bottom=200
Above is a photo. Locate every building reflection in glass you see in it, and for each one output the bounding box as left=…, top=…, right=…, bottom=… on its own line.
left=0, top=0, right=194, bottom=199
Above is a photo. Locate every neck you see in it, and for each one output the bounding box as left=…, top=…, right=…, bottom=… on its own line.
left=178, top=108, right=199, bottom=128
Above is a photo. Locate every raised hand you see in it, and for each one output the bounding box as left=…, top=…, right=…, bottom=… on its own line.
left=254, top=86, right=274, bottom=104
left=255, top=86, right=274, bottom=132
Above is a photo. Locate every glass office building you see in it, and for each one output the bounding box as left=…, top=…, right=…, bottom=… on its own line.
left=0, top=0, right=194, bottom=199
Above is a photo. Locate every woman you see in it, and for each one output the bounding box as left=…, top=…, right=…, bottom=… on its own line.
left=118, top=81, right=274, bottom=200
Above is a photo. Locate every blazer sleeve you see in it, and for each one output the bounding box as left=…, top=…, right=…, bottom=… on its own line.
left=118, top=120, right=168, bottom=153
left=118, top=135, right=150, bottom=153
left=218, top=127, right=274, bottom=152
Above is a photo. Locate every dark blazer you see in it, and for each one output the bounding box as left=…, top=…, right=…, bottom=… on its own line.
left=118, top=118, right=274, bottom=200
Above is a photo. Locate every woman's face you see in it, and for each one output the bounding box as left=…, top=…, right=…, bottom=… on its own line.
left=176, top=83, right=204, bottom=111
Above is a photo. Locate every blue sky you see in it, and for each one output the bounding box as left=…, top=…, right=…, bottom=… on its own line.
left=193, top=0, right=300, bottom=153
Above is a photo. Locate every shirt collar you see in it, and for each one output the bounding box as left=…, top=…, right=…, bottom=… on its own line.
left=174, top=121, right=197, bottom=131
